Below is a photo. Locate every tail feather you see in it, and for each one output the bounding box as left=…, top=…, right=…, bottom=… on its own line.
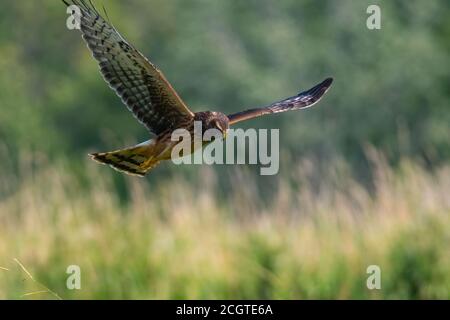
left=90, top=140, right=160, bottom=176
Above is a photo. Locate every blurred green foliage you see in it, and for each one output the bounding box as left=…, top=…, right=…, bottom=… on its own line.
left=0, top=0, right=449, bottom=181
left=0, top=157, right=449, bottom=299
left=0, top=1, right=449, bottom=299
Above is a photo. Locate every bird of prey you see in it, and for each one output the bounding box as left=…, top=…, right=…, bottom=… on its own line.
left=64, top=0, right=333, bottom=176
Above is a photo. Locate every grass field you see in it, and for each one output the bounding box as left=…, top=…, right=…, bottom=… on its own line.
left=0, top=151, right=449, bottom=299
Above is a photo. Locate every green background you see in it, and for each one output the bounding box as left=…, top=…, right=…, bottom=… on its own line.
left=0, top=0, right=448, bottom=299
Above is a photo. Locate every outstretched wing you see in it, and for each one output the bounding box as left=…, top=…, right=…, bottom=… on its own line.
left=64, top=0, right=194, bottom=135
left=227, top=78, right=333, bottom=125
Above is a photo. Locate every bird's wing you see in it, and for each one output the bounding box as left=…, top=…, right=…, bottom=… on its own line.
left=64, top=0, right=194, bottom=135
left=227, top=78, right=333, bottom=125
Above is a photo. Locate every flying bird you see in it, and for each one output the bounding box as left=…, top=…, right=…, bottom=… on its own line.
left=63, top=0, right=333, bottom=176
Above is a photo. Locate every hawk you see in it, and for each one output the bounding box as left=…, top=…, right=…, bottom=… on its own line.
left=64, top=0, right=333, bottom=176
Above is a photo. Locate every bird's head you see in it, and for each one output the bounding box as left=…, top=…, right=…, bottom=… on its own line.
left=194, top=111, right=229, bottom=138
left=206, top=111, right=229, bottom=138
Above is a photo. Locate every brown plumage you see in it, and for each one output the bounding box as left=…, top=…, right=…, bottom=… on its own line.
left=64, top=0, right=333, bottom=176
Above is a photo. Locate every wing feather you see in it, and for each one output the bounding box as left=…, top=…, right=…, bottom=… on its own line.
left=227, top=78, right=333, bottom=125
left=64, top=0, right=194, bottom=135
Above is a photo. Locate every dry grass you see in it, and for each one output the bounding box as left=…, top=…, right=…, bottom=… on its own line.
left=0, top=151, right=449, bottom=299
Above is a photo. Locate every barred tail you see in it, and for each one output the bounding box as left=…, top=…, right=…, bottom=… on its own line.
left=89, top=140, right=160, bottom=177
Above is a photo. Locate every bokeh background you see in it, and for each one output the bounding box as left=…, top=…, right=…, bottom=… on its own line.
left=0, top=0, right=449, bottom=299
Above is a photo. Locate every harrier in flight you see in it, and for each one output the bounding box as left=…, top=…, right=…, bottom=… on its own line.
left=64, top=0, right=333, bottom=176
